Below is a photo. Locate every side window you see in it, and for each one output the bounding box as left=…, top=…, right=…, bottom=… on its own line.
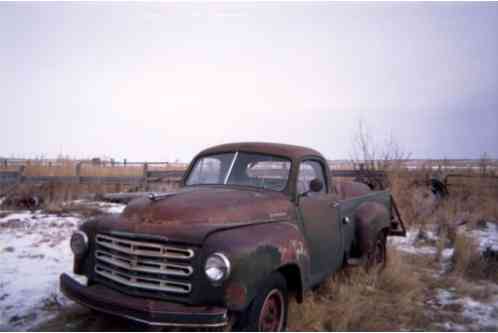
left=297, top=160, right=327, bottom=195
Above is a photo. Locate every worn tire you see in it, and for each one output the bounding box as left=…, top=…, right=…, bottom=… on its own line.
left=234, top=272, right=288, bottom=332
left=366, top=230, right=387, bottom=271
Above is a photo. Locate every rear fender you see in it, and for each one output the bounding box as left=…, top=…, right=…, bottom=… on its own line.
left=353, top=201, right=390, bottom=257
left=203, top=221, right=309, bottom=311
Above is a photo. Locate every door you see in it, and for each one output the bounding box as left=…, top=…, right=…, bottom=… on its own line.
left=297, top=160, right=343, bottom=283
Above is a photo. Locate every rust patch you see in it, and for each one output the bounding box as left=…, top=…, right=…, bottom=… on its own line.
left=279, top=239, right=308, bottom=265
left=224, top=282, right=247, bottom=308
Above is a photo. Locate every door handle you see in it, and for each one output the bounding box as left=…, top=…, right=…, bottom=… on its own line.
left=343, top=216, right=351, bottom=225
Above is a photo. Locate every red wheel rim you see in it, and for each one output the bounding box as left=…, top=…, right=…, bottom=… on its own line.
left=258, top=289, right=284, bottom=331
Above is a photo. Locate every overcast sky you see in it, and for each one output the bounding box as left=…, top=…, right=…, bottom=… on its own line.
left=1, top=2, right=497, bottom=162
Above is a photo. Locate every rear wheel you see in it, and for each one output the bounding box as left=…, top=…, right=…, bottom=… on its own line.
left=367, top=231, right=387, bottom=270
left=234, top=272, right=288, bottom=332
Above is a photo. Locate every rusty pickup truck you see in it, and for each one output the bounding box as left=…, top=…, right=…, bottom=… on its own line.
left=60, top=142, right=406, bottom=331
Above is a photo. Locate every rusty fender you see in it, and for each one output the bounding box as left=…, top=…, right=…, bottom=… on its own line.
left=354, top=200, right=391, bottom=256
left=203, top=220, right=310, bottom=311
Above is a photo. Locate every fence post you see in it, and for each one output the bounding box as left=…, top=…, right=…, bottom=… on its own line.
left=76, top=162, right=82, bottom=184
left=17, top=165, right=25, bottom=184
left=143, top=163, right=149, bottom=191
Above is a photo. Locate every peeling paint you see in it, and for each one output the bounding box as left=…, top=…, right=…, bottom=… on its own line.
left=224, top=282, right=247, bottom=308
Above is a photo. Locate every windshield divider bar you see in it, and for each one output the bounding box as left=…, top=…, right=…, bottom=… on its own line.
left=224, top=151, right=238, bottom=184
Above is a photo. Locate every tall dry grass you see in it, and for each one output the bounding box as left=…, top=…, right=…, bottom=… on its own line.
left=388, top=168, right=498, bottom=284
left=288, top=250, right=427, bottom=331
left=451, top=232, right=498, bottom=283
left=387, top=168, right=438, bottom=227
left=388, top=167, right=498, bottom=228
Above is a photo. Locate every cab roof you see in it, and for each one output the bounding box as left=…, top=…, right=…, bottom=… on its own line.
left=196, top=142, right=324, bottom=161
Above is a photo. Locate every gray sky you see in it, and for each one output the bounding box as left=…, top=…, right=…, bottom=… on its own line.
left=1, top=2, right=497, bottom=162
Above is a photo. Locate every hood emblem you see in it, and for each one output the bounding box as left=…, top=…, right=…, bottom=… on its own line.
left=269, top=212, right=288, bottom=219
left=148, top=192, right=175, bottom=201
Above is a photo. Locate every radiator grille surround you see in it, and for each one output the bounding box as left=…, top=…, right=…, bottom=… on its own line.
left=94, top=233, right=195, bottom=296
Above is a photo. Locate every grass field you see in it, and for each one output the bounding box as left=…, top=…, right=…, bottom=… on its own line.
left=1, top=165, right=497, bottom=331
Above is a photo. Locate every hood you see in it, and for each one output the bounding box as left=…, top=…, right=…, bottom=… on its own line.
left=96, top=186, right=295, bottom=244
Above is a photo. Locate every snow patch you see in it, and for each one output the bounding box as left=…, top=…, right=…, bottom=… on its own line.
left=63, top=200, right=126, bottom=215
left=435, top=288, right=498, bottom=331
left=389, top=229, right=438, bottom=255
left=470, top=222, right=498, bottom=253
left=0, top=210, right=83, bottom=331
left=90, top=201, right=126, bottom=214
left=0, top=200, right=124, bottom=331
left=461, top=296, right=498, bottom=329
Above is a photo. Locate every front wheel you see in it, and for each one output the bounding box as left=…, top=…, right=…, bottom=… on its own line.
left=234, top=272, right=288, bottom=331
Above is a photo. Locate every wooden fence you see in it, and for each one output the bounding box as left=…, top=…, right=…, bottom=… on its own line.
left=0, top=161, right=185, bottom=187
left=1, top=159, right=496, bottom=195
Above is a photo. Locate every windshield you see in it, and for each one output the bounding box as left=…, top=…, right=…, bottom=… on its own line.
left=185, top=152, right=291, bottom=191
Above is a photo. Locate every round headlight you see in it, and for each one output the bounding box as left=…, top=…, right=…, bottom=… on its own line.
left=205, top=252, right=231, bottom=283
left=70, top=231, right=88, bottom=256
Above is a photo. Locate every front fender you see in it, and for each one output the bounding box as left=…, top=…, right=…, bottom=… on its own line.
left=203, top=221, right=310, bottom=311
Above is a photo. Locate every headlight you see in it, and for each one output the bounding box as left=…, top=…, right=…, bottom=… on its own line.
left=205, top=252, right=231, bottom=283
left=70, top=231, right=88, bottom=256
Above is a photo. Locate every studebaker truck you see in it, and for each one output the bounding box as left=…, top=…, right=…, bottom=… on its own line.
left=60, top=142, right=406, bottom=331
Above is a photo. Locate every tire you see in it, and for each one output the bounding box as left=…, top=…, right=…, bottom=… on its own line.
left=234, top=272, right=288, bottom=332
left=366, top=230, right=387, bottom=271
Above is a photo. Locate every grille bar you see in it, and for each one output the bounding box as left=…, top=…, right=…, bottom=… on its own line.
left=95, top=250, right=193, bottom=277
left=95, top=265, right=192, bottom=294
left=96, top=234, right=194, bottom=260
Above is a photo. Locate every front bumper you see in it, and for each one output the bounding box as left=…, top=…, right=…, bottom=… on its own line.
left=60, top=273, right=228, bottom=328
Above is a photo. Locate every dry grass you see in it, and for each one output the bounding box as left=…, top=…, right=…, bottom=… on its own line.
left=452, top=233, right=481, bottom=277
left=451, top=232, right=498, bottom=283
left=388, top=169, right=438, bottom=227
left=22, top=160, right=78, bottom=177
left=287, top=172, right=497, bottom=331
left=393, top=172, right=498, bottom=283
left=388, top=167, right=498, bottom=228
left=391, top=171, right=498, bottom=284
left=288, top=250, right=428, bottom=331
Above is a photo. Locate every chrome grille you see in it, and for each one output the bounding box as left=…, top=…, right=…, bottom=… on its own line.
left=95, top=265, right=192, bottom=294
left=96, top=234, right=194, bottom=259
left=94, top=233, right=194, bottom=295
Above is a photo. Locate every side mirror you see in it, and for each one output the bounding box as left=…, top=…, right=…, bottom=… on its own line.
left=297, top=178, right=324, bottom=204
left=298, top=178, right=323, bottom=199
left=309, top=178, right=323, bottom=193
